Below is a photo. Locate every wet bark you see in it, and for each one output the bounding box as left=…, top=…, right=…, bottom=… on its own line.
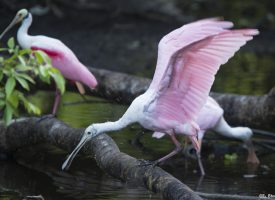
left=211, top=88, right=275, bottom=129
left=0, top=117, right=202, bottom=200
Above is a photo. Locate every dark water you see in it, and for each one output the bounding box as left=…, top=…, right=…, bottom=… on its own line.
left=2, top=91, right=274, bottom=200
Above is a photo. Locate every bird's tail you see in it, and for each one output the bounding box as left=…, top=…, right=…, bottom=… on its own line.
left=75, top=81, right=85, bottom=95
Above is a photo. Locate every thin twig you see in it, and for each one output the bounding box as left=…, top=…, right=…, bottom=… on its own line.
left=252, top=129, right=275, bottom=139
left=254, top=141, right=275, bottom=151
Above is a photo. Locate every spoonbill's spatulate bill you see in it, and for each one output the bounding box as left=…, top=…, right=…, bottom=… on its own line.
left=153, top=96, right=260, bottom=175
left=62, top=18, right=259, bottom=170
left=0, top=9, right=98, bottom=115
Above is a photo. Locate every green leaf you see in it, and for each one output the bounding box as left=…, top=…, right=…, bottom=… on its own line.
left=16, top=73, right=35, bottom=84
left=16, top=77, right=30, bottom=91
left=0, top=100, right=5, bottom=109
left=26, top=102, right=41, bottom=115
left=18, top=94, right=41, bottom=115
left=14, top=45, right=19, bottom=54
left=15, top=64, right=33, bottom=71
left=0, top=48, right=8, bottom=52
left=4, top=54, right=17, bottom=64
left=34, top=50, right=51, bottom=64
left=7, top=91, right=19, bottom=108
left=0, top=91, right=5, bottom=98
left=38, top=65, right=49, bottom=78
left=7, top=37, right=15, bottom=49
left=5, top=77, right=16, bottom=98
left=0, top=70, right=3, bottom=81
left=49, top=71, right=65, bottom=94
left=18, top=55, right=26, bottom=66
left=3, top=103, right=13, bottom=126
left=18, top=48, right=31, bottom=55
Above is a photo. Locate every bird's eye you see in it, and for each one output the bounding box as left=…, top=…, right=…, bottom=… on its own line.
left=87, top=131, right=91, bottom=135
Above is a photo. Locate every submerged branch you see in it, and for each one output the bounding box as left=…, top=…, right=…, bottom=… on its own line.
left=0, top=117, right=202, bottom=200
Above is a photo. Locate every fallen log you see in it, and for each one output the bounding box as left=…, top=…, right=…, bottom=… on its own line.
left=0, top=117, right=202, bottom=200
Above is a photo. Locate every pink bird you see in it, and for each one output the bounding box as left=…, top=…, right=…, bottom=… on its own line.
left=0, top=9, right=97, bottom=115
left=153, top=96, right=260, bottom=175
left=62, top=18, right=259, bottom=170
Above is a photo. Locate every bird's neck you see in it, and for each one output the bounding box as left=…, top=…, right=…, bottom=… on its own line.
left=93, top=118, right=132, bottom=134
left=214, top=118, right=251, bottom=141
left=17, top=14, right=33, bottom=49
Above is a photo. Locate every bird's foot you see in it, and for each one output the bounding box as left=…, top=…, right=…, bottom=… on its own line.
left=37, top=114, right=56, bottom=123
left=138, top=159, right=158, bottom=167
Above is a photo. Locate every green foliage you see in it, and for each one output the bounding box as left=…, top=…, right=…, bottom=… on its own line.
left=224, top=153, right=238, bottom=165
left=0, top=37, right=66, bottom=126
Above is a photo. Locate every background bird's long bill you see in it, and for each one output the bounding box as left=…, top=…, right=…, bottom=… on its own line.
left=62, top=135, right=88, bottom=170
left=0, top=15, right=19, bottom=39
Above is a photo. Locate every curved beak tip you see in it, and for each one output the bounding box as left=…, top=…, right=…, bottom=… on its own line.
left=61, top=163, right=68, bottom=171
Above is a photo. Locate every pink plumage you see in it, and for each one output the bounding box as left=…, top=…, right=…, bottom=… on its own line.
left=196, top=96, right=223, bottom=139
left=152, top=96, right=223, bottom=139
left=14, top=11, right=98, bottom=114
left=31, top=39, right=97, bottom=89
left=62, top=17, right=259, bottom=171
left=143, top=18, right=258, bottom=152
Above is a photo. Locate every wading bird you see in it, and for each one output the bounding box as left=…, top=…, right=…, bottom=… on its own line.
left=153, top=96, right=260, bottom=175
left=0, top=9, right=97, bottom=115
left=62, top=18, right=258, bottom=170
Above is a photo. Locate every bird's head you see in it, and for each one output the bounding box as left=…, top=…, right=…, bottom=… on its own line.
left=62, top=124, right=99, bottom=171
left=0, top=9, right=29, bottom=39
left=235, top=127, right=253, bottom=141
left=15, top=9, right=29, bottom=23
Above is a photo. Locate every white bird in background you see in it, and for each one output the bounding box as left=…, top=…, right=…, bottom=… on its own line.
left=62, top=18, right=259, bottom=171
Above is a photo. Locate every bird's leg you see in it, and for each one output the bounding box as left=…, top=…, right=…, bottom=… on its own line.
left=37, top=88, right=60, bottom=123
left=196, top=139, right=205, bottom=176
left=196, top=151, right=205, bottom=176
left=246, top=139, right=260, bottom=165
left=138, top=133, right=182, bottom=167
left=155, top=133, right=182, bottom=164
left=52, top=88, right=61, bottom=115
left=184, top=138, right=205, bottom=175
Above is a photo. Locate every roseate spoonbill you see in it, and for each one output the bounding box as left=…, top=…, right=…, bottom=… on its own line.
left=153, top=96, right=260, bottom=175
left=0, top=9, right=97, bottom=115
left=62, top=18, right=259, bottom=170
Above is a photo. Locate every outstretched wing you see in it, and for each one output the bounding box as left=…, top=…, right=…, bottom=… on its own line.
left=147, top=19, right=258, bottom=123
left=149, top=18, right=234, bottom=90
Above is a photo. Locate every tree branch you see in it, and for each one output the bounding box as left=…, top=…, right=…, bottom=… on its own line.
left=0, top=117, right=202, bottom=200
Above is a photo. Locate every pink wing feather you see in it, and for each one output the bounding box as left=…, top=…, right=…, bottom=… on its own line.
left=30, top=36, right=97, bottom=89
left=147, top=19, right=258, bottom=124
left=149, top=18, right=234, bottom=90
